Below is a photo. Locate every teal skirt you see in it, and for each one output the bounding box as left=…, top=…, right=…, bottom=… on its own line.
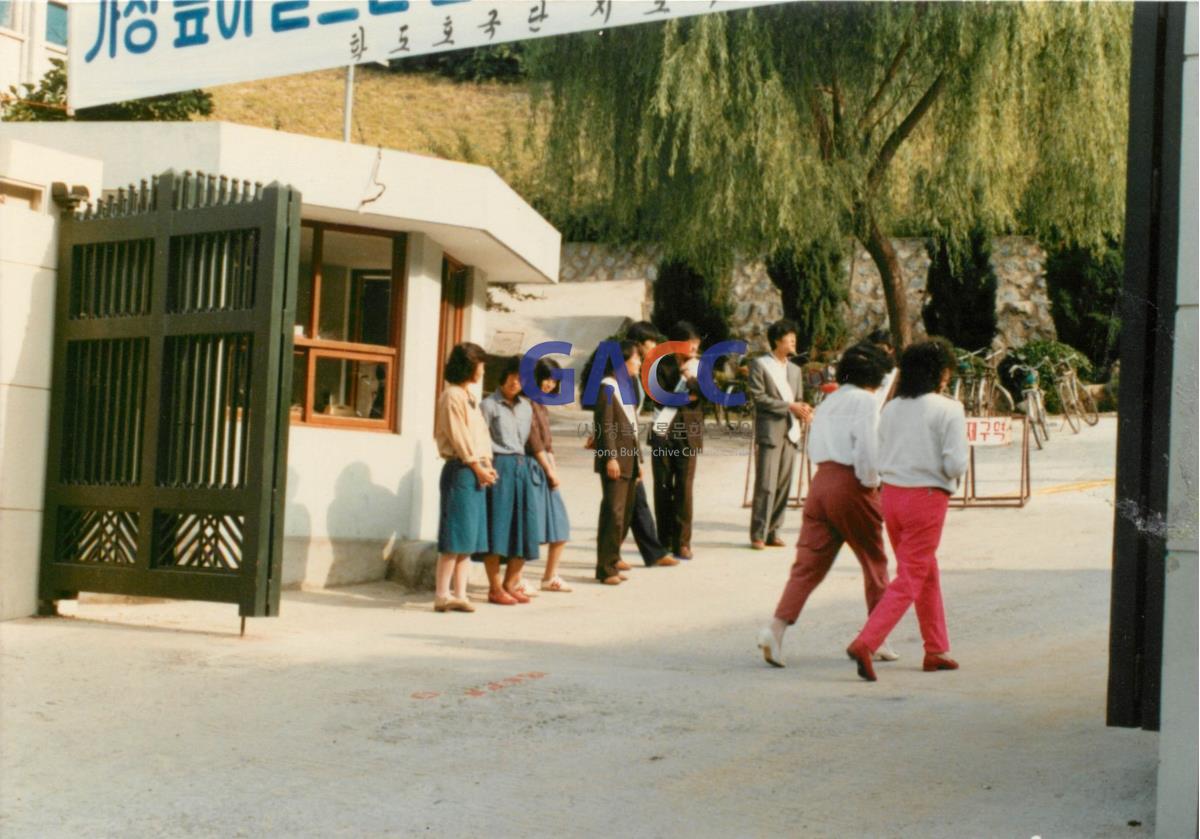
left=474, top=454, right=543, bottom=562
left=437, top=460, right=489, bottom=555
left=539, top=477, right=571, bottom=544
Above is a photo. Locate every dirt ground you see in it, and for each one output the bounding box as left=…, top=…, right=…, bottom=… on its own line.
left=0, top=416, right=1159, bottom=837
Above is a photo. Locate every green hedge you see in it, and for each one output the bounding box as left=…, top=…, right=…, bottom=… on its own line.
left=1005, top=340, right=1094, bottom=414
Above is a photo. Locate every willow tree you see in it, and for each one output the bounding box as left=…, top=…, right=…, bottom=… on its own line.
left=531, top=2, right=1129, bottom=347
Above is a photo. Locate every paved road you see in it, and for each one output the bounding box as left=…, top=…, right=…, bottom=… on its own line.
left=0, top=417, right=1158, bottom=837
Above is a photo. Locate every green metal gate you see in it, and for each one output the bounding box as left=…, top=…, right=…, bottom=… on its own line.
left=39, top=171, right=300, bottom=618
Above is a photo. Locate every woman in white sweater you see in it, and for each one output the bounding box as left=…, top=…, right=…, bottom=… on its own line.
left=846, top=339, right=968, bottom=681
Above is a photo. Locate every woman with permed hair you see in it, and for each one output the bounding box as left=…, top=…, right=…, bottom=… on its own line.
left=432, top=342, right=498, bottom=613
left=756, top=341, right=896, bottom=667
left=846, top=338, right=968, bottom=681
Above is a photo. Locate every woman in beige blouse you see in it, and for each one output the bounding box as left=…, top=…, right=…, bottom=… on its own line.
left=432, top=343, right=498, bottom=613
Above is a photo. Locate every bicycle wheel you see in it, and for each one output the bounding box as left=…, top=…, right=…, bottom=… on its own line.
left=1057, top=381, right=1081, bottom=433
left=1078, top=384, right=1100, bottom=426
left=1034, top=390, right=1050, bottom=444
left=992, top=382, right=1015, bottom=416
left=1025, top=393, right=1044, bottom=450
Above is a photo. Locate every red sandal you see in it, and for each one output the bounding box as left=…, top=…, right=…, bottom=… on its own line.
left=488, top=589, right=518, bottom=606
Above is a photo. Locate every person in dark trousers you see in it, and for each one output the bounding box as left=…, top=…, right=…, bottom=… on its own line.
left=649, top=321, right=704, bottom=560
left=746, top=319, right=812, bottom=549
left=593, top=340, right=644, bottom=585
left=623, top=321, right=680, bottom=569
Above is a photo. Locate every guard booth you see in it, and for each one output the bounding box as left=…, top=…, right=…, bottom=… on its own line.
left=39, top=171, right=300, bottom=619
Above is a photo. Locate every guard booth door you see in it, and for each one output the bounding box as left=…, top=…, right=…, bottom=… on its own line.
left=38, top=171, right=300, bottom=618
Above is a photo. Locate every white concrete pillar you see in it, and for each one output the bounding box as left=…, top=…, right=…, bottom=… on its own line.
left=1155, top=6, right=1199, bottom=835
left=0, top=141, right=101, bottom=621
left=464, top=266, right=489, bottom=346
left=399, top=233, right=444, bottom=542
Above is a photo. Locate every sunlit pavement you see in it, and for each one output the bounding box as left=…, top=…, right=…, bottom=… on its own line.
left=0, top=416, right=1158, bottom=837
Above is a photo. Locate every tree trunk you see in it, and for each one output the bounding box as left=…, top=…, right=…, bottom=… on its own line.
left=860, top=216, right=911, bottom=349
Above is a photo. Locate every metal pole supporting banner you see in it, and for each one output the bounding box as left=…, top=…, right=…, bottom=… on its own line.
left=343, top=65, right=354, bottom=143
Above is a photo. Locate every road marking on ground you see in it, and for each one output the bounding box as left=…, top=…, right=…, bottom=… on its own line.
left=1035, top=478, right=1115, bottom=496
left=411, top=671, right=547, bottom=701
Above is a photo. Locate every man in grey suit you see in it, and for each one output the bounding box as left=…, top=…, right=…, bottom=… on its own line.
left=747, top=319, right=813, bottom=549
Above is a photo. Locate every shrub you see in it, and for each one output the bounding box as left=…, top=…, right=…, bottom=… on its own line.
left=389, top=43, right=527, bottom=82
left=650, top=259, right=731, bottom=348
left=1044, top=241, right=1123, bottom=377
left=922, top=230, right=998, bottom=352
left=765, top=241, right=848, bottom=356
left=1006, top=339, right=1094, bottom=414
left=3, top=59, right=212, bottom=121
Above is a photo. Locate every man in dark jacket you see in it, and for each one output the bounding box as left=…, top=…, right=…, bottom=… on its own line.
left=649, top=321, right=704, bottom=560
left=593, top=340, right=644, bottom=584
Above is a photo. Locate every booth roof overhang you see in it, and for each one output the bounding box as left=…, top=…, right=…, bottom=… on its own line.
left=0, top=121, right=561, bottom=284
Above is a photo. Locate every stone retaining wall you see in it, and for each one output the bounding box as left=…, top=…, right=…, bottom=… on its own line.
left=558, top=237, right=1057, bottom=353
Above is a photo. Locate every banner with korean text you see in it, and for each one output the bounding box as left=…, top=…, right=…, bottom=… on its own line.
left=68, top=0, right=797, bottom=110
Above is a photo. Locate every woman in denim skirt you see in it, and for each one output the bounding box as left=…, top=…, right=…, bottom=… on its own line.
left=527, top=357, right=573, bottom=593
left=476, top=356, right=545, bottom=605
left=432, top=342, right=497, bottom=613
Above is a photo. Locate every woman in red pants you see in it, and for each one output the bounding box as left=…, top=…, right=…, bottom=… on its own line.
left=846, top=338, right=968, bottom=681
left=756, top=341, right=895, bottom=668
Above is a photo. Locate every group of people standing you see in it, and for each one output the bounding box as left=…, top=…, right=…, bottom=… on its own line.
left=433, top=317, right=970, bottom=684
left=431, top=319, right=707, bottom=607
left=752, top=327, right=968, bottom=682
left=433, top=345, right=573, bottom=611
left=590, top=321, right=706, bottom=584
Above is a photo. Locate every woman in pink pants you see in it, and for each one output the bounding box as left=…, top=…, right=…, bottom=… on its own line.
left=846, top=339, right=968, bottom=682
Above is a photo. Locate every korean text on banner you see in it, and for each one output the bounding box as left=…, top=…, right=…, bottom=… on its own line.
left=68, top=0, right=798, bottom=111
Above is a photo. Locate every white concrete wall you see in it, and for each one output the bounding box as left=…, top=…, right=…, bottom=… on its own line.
left=0, top=130, right=524, bottom=601
left=485, top=278, right=648, bottom=372
left=280, top=232, right=449, bottom=589
left=464, top=266, right=490, bottom=347
left=1155, top=6, right=1199, bottom=835
left=0, top=2, right=66, bottom=95
left=0, top=140, right=103, bottom=621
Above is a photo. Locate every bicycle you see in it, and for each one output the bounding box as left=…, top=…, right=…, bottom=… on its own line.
left=711, top=357, right=751, bottom=432
left=1012, top=363, right=1050, bottom=449
left=952, top=348, right=1015, bottom=417
left=1054, top=358, right=1100, bottom=433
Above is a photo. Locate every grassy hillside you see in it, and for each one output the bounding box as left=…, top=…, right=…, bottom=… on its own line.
left=204, top=66, right=543, bottom=188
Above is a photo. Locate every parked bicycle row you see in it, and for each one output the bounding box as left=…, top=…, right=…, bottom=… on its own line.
left=701, top=339, right=1109, bottom=452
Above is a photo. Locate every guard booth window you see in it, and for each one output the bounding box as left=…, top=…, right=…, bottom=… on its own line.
left=292, top=222, right=406, bottom=431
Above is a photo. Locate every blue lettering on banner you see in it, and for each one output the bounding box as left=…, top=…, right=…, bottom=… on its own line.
left=369, top=0, right=410, bottom=13
left=271, top=0, right=310, bottom=32
left=216, top=0, right=253, bottom=39
left=86, top=0, right=161, bottom=62
left=317, top=6, right=359, bottom=26
left=173, top=0, right=210, bottom=48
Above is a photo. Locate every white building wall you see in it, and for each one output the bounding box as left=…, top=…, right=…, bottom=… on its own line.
left=0, top=2, right=66, bottom=97
left=1155, top=5, right=1199, bottom=835
left=0, top=140, right=103, bottom=621
left=465, top=266, right=490, bottom=347
left=0, top=127, right=545, bottom=609
left=398, top=233, right=445, bottom=544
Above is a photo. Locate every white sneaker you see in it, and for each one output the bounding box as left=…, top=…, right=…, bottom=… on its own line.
left=874, top=643, right=900, bottom=662
left=757, top=627, right=785, bottom=668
